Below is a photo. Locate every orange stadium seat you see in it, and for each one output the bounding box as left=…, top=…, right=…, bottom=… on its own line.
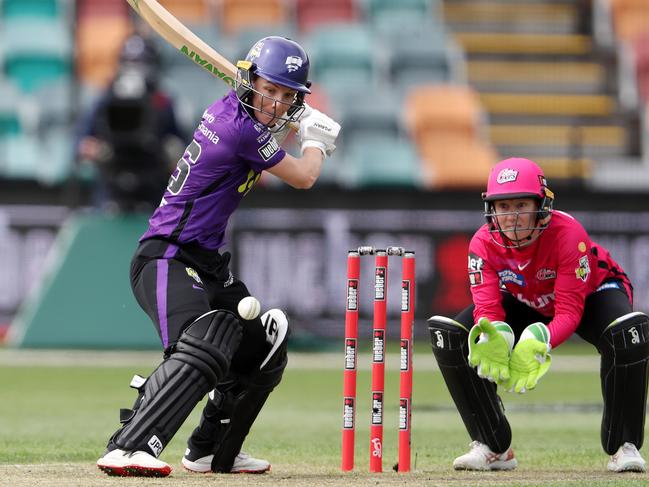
left=76, top=15, right=132, bottom=87
left=403, top=84, right=486, bottom=147
left=295, top=0, right=360, bottom=34
left=610, top=0, right=649, bottom=42
left=418, top=135, right=497, bottom=189
left=158, top=0, right=209, bottom=23
left=220, top=0, right=288, bottom=35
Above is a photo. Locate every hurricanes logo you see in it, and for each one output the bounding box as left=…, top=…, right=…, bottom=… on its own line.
left=285, top=55, right=303, bottom=72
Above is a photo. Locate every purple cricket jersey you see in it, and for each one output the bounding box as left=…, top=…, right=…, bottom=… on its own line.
left=141, top=91, right=286, bottom=250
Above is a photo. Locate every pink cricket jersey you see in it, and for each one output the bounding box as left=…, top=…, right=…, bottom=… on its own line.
left=468, top=210, right=632, bottom=348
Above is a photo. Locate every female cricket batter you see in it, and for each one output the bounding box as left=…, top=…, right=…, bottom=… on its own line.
left=97, top=36, right=340, bottom=477
left=428, top=157, right=648, bottom=473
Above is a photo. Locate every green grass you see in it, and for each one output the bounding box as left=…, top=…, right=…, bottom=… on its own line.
left=0, top=352, right=647, bottom=486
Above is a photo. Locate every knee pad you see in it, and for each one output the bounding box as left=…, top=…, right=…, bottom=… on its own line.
left=187, top=309, right=290, bottom=472
left=599, top=312, right=649, bottom=454
left=109, top=310, right=242, bottom=456
left=428, top=315, right=511, bottom=453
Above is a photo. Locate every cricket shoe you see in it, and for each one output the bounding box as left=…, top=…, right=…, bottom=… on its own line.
left=453, top=441, right=517, bottom=471
left=97, top=449, right=172, bottom=477
left=607, top=442, right=646, bottom=472
left=182, top=449, right=271, bottom=474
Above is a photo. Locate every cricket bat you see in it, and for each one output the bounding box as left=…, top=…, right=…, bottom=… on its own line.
left=125, top=0, right=237, bottom=89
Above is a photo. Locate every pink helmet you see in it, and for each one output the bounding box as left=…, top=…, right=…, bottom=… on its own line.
left=483, top=158, right=555, bottom=248
left=484, top=157, right=548, bottom=201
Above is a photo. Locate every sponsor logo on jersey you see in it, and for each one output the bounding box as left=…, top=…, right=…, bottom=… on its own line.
left=258, top=137, right=280, bottom=161
left=498, top=269, right=525, bottom=286
left=497, top=168, right=518, bottom=184
left=469, top=271, right=483, bottom=286
left=516, top=292, right=555, bottom=309
left=198, top=121, right=220, bottom=145
left=536, top=268, right=557, bottom=280
left=468, top=253, right=484, bottom=271
left=575, top=255, right=590, bottom=282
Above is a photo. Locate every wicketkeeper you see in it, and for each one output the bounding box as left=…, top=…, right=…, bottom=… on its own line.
left=96, top=36, right=340, bottom=477
left=428, top=157, right=649, bottom=473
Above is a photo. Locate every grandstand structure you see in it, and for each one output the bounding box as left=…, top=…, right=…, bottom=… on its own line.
left=0, top=0, right=647, bottom=194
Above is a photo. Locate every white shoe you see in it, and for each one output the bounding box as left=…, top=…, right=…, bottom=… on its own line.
left=97, top=449, right=172, bottom=477
left=607, top=442, right=646, bottom=472
left=182, top=449, right=271, bottom=474
left=453, top=441, right=517, bottom=471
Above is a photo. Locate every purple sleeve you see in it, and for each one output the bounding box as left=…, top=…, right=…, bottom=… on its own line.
left=237, top=124, right=286, bottom=172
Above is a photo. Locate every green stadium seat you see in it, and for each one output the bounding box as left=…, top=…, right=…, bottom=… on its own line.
left=230, top=24, right=298, bottom=63
left=1, top=19, right=72, bottom=92
left=38, top=128, right=73, bottom=184
left=342, top=138, right=423, bottom=188
left=0, top=80, right=22, bottom=136
left=3, top=133, right=40, bottom=179
left=335, top=90, right=402, bottom=147
left=364, top=0, right=440, bottom=25
left=1, top=0, right=61, bottom=18
left=306, top=23, right=375, bottom=97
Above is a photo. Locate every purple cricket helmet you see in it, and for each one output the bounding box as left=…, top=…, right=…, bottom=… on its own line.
left=235, top=37, right=311, bottom=130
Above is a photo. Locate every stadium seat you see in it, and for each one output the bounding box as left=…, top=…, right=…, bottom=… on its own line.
left=31, top=80, right=72, bottom=126
left=3, top=133, right=40, bottom=180
left=306, top=23, right=375, bottom=97
left=1, top=0, right=61, bottom=18
left=76, top=15, right=132, bottom=87
left=38, top=128, right=73, bottom=184
left=154, top=21, right=223, bottom=67
left=342, top=138, right=423, bottom=188
left=364, top=0, right=439, bottom=25
left=158, top=0, right=209, bottom=22
left=403, top=84, right=487, bottom=147
left=610, top=0, right=649, bottom=42
left=0, top=80, right=21, bottom=136
left=295, top=0, right=359, bottom=34
left=335, top=90, right=402, bottom=147
left=230, top=24, right=298, bottom=63
left=220, top=0, right=288, bottom=35
left=163, top=64, right=231, bottom=124
left=371, top=12, right=466, bottom=90
left=1, top=19, right=72, bottom=92
left=418, top=135, right=497, bottom=189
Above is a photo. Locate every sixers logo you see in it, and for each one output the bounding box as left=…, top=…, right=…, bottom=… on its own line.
left=497, top=168, right=518, bottom=184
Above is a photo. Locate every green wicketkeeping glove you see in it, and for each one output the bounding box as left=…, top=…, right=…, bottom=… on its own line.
left=504, top=322, right=552, bottom=394
left=468, top=317, right=514, bottom=384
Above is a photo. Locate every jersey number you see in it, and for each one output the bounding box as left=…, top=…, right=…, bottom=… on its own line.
left=168, top=139, right=201, bottom=195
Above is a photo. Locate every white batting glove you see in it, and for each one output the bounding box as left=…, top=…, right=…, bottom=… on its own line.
left=298, top=108, right=340, bottom=157
left=271, top=103, right=313, bottom=145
